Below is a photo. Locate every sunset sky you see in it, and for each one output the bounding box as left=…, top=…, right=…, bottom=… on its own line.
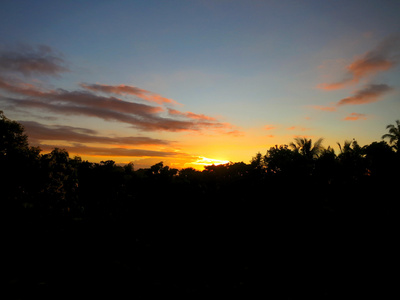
left=1, top=0, right=399, bottom=169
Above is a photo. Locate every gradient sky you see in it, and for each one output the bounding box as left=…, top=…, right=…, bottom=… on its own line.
left=1, top=0, right=399, bottom=169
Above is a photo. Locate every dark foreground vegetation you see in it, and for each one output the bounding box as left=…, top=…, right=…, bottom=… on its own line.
left=2, top=111, right=399, bottom=298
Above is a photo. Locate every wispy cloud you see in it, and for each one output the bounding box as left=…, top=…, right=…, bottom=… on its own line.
left=167, top=108, right=217, bottom=121
left=287, top=126, right=309, bottom=131
left=0, top=44, right=68, bottom=76
left=38, top=143, right=180, bottom=158
left=315, top=36, right=399, bottom=111
left=0, top=77, right=162, bottom=115
left=20, top=121, right=171, bottom=146
left=0, top=42, right=240, bottom=165
left=337, top=84, right=393, bottom=106
left=310, top=105, right=337, bottom=112
left=2, top=95, right=200, bottom=132
left=263, top=125, right=276, bottom=130
left=343, top=113, right=367, bottom=121
left=0, top=73, right=235, bottom=133
left=80, top=83, right=180, bottom=105
left=318, top=35, right=400, bottom=90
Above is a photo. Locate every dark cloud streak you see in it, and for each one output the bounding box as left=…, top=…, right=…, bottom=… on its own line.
left=38, top=143, right=181, bottom=158
left=20, top=121, right=171, bottom=146
left=318, top=35, right=400, bottom=90
left=0, top=45, right=68, bottom=76
left=337, top=84, right=393, bottom=106
left=81, top=83, right=180, bottom=105
left=0, top=43, right=238, bottom=135
left=0, top=75, right=236, bottom=132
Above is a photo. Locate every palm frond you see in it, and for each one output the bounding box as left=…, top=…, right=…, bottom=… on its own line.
left=382, top=120, right=400, bottom=146
left=313, top=138, right=324, bottom=149
left=337, top=142, right=343, bottom=153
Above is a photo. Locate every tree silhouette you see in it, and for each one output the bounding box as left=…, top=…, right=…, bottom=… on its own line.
left=337, top=139, right=353, bottom=154
left=336, top=139, right=368, bottom=184
left=0, top=110, right=40, bottom=158
left=40, top=148, right=78, bottom=210
left=363, top=141, right=395, bottom=177
left=2, top=109, right=400, bottom=298
left=289, top=137, right=324, bottom=159
left=382, top=120, right=400, bottom=152
left=314, top=146, right=338, bottom=183
left=264, top=144, right=300, bottom=175
left=1, top=111, right=41, bottom=202
left=250, top=152, right=264, bottom=169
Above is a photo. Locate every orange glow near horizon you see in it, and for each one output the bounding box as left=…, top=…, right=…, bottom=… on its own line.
left=189, top=156, right=230, bottom=167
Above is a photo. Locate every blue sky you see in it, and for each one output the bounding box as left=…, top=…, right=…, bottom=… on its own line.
left=1, top=0, right=399, bottom=168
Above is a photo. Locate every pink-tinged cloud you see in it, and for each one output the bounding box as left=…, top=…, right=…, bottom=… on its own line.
left=318, top=35, right=400, bottom=90
left=0, top=78, right=237, bottom=133
left=0, top=77, right=162, bottom=115
left=224, top=129, right=243, bottom=136
left=287, top=126, right=309, bottom=131
left=2, top=96, right=193, bottom=131
left=0, top=43, right=237, bottom=135
left=263, top=125, right=276, bottom=130
left=318, top=58, right=394, bottom=91
left=310, top=105, right=337, bottom=112
left=167, top=108, right=217, bottom=121
left=317, top=81, right=352, bottom=91
left=347, top=57, right=394, bottom=80
left=343, top=113, right=367, bottom=121
left=337, top=84, right=393, bottom=106
left=80, top=83, right=180, bottom=105
left=0, top=45, right=68, bottom=76
left=20, top=121, right=171, bottom=145
left=0, top=76, right=49, bottom=97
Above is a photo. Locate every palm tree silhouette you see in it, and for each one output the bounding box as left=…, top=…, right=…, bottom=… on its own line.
left=289, top=137, right=324, bottom=159
left=382, top=120, right=400, bottom=152
left=337, top=139, right=360, bottom=155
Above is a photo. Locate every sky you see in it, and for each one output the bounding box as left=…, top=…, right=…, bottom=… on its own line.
left=1, top=0, right=399, bottom=169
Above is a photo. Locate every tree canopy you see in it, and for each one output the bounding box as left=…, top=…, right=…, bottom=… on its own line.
left=2, top=111, right=399, bottom=298
left=382, top=119, right=400, bottom=152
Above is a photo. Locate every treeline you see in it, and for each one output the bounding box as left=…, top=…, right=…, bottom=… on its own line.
left=2, top=110, right=399, bottom=298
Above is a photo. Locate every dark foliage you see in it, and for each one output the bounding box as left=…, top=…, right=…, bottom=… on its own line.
left=2, top=111, right=399, bottom=298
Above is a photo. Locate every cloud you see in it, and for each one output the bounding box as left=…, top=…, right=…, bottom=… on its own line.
left=38, top=143, right=180, bottom=158
left=317, top=81, right=351, bottom=91
left=287, top=126, right=309, bottom=131
left=0, top=77, right=236, bottom=133
left=310, top=105, right=337, bottom=112
left=0, top=43, right=239, bottom=138
left=0, top=76, right=50, bottom=97
left=263, top=125, right=276, bottom=130
left=20, top=121, right=171, bottom=146
left=0, top=45, right=68, bottom=76
left=0, top=77, right=161, bottom=115
left=337, top=84, right=393, bottom=106
left=80, top=83, right=180, bottom=105
left=167, top=108, right=217, bottom=121
left=343, top=113, right=367, bottom=121
left=2, top=96, right=188, bottom=131
left=318, top=35, right=400, bottom=90
left=223, top=129, right=243, bottom=136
